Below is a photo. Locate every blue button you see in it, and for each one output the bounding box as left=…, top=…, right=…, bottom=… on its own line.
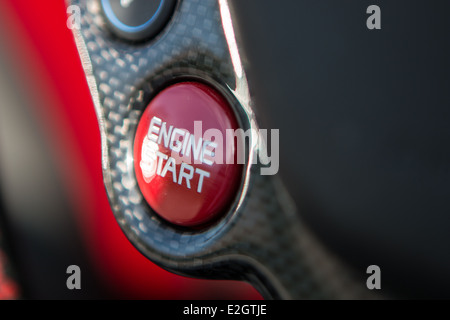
left=101, top=0, right=176, bottom=41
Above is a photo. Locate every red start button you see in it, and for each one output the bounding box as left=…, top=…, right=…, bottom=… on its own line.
left=134, top=82, right=242, bottom=227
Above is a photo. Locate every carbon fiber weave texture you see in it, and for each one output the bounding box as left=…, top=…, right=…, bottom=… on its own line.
left=70, top=0, right=374, bottom=299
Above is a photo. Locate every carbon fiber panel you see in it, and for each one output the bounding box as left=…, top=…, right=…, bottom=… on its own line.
left=70, top=0, right=374, bottom=299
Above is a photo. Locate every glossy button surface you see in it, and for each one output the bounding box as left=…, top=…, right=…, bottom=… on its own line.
left=134, top=82, right=242, bottom=227
left=101, top=0, right=176, bottom=41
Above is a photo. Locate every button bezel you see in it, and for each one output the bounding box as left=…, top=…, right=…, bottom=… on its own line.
left=133, top=81, right=245, bottom=228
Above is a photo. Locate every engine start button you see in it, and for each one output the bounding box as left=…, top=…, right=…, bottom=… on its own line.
left=134, top=82, right=242, bottom=227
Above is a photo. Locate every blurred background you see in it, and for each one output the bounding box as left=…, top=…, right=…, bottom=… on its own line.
left=0, top=0, right=261, bottom=299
